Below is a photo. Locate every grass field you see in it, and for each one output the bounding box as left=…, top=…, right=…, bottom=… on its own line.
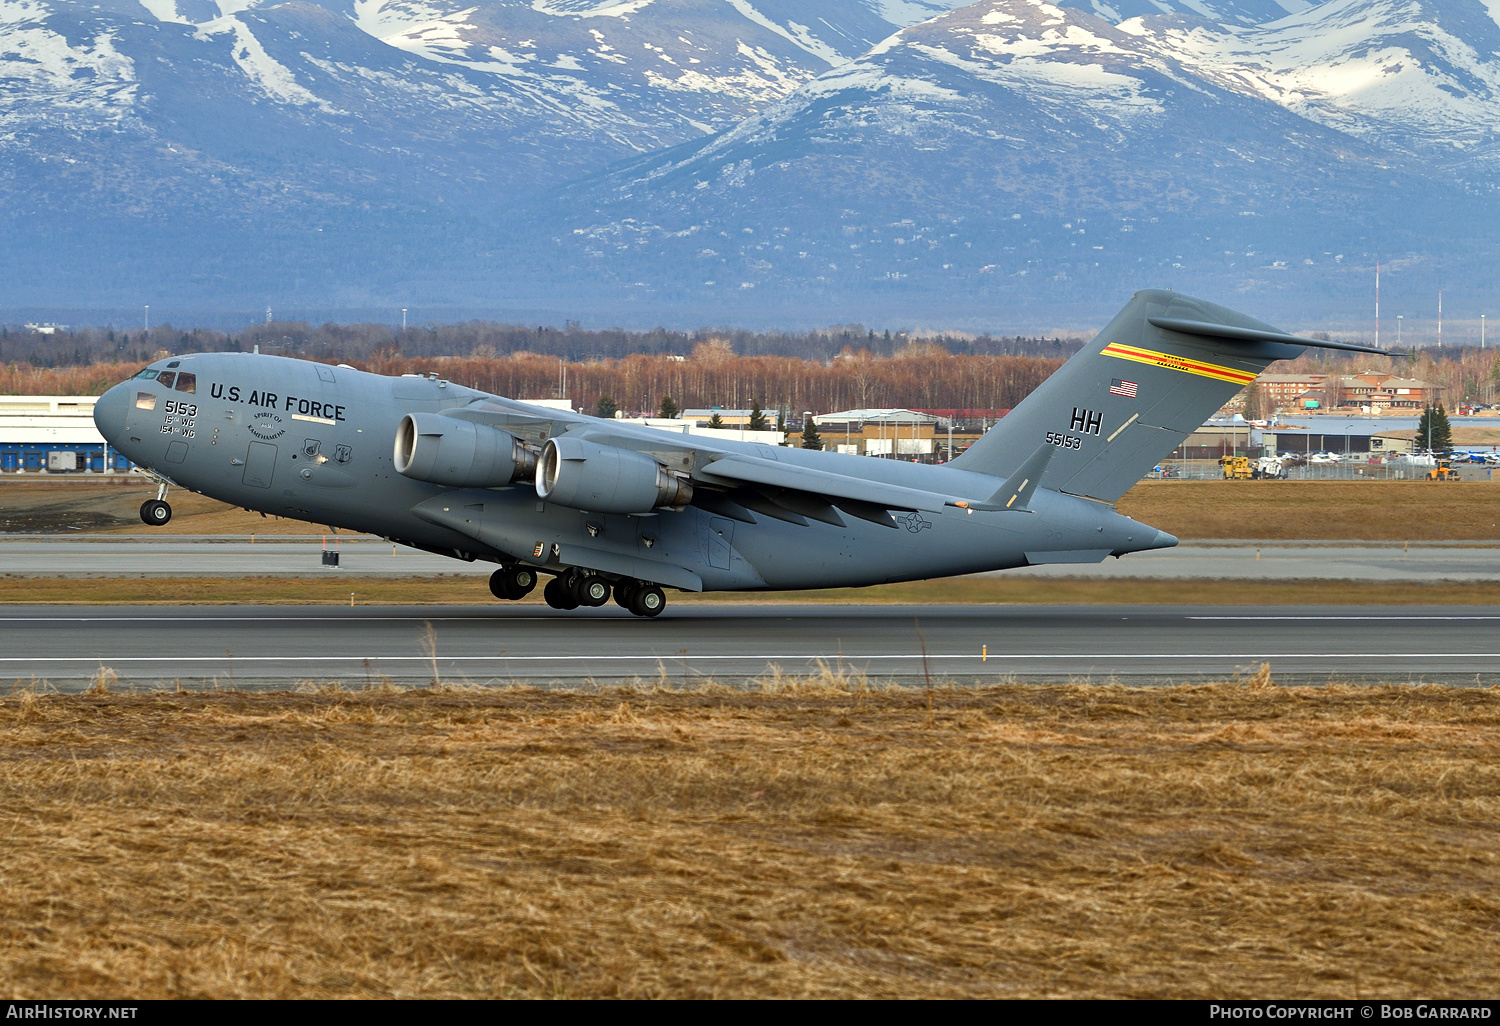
left=2, top=477, right=1498, bottom=540
left=3, top=573, right=1500, bottom=605
left=4, top=678, right=1498, bottom=999
left=1117, top=480, right=1500, bottom=540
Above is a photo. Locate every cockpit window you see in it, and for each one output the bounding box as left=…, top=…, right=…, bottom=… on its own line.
left=156, top=371, right=176, bottom=389
left=135, top=392, right=157, bottom=411
left=167, top=361, right=180, bottom=368
left=175, top=372, right=196, bottom=394
left=133, top=369, right=159, bottom=380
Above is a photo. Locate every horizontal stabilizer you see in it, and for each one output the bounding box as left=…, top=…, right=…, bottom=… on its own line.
left=1147, top=317, right=1385, bottom=355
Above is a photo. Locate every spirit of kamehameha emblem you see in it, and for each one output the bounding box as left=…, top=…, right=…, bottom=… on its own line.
left=248, top=412, right=285, bottom=440
left=896, top=513, right=932, bottom=534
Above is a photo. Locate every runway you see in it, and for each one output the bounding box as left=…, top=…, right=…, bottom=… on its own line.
left=4, top=604, right=1498, bottom=691
left=3, top=536, right=1500, bottom=581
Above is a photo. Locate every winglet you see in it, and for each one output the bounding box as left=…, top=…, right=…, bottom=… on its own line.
left=948, top=444, right=1054, bottom=513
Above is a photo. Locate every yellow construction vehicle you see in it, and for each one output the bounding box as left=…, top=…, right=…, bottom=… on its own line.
left=1427, top=460, right=1460, bottom=481
left=1219, top=455, right=1254, bottom=480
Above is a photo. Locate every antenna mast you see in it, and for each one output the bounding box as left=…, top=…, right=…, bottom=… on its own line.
left=1374, top=263, right=1379, bottom=347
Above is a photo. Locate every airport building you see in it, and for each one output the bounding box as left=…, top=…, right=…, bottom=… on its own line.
left=812, top=409, right=943, bottom=456
left=616, top=413, right=784, bottom=445
left=1248, top=373, right=1443, bottom=414
left=0, top=395, right=133, bottom=473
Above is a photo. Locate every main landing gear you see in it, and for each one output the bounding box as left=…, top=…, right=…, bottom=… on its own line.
left=139, top=481, right=172, bottom=526
left=488, top=565, right=538, bottom=601
left=517, top=568, right=666, bottom=617
left=611, top=579, right=666, bottom=618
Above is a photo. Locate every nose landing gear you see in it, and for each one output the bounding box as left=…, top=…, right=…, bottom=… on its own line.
left=139, top=482, right=172, bottom=526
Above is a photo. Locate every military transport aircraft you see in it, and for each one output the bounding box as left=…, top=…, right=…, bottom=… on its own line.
left=91, top=290, right=1378, bottom=616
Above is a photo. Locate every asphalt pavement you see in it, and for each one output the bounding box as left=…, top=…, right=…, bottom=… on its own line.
left=1, top=535, right=1497, bottom=581
left=4, top=603, right=1497, bottom=691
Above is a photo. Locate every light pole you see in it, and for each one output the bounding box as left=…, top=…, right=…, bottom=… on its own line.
left=1484, top=314, right=1487, bottom=350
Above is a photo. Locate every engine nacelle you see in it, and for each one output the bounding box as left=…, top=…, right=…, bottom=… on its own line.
left=393, top=413, right=536, bottom=487
left=536, top=436, right=692, bottom=513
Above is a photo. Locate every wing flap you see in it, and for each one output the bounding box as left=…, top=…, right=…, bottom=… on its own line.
left=698, top=457, right=948, bottom=514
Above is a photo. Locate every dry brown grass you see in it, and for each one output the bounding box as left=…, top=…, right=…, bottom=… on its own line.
left=3, top=574, right=1500, bottom=605
left=4, top=477, right=1499, bottom=540
left=1118, top=480, right=1500, bottom=540
left=0, top=480, right=329, bottom=536
left=2, top=677, right=1498, bottom=998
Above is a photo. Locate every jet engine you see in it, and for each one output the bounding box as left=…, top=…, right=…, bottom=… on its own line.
left=536, top=436, right=692, bottom=513
left=393, top=413, right=537, bottom=487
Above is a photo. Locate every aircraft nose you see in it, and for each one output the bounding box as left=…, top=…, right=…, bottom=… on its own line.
left=93, top=382, right=131, bottom=445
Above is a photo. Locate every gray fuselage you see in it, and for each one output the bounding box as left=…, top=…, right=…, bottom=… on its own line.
left=93, top=352, right=1172, bottom=592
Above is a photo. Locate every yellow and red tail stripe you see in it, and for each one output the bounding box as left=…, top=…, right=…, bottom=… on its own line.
left=1100, top=342, right=1257, bottom=386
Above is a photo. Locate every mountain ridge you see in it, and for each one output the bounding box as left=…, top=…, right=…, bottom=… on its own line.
left=2, top=0, right=1499, bottom=329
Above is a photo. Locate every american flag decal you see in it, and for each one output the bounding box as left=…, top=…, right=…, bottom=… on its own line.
left=1110, top=378, right=1139, bottom=398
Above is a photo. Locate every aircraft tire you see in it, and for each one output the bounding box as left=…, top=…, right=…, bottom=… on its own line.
left=497, top=566, right=537, bottom=600
left=140, top=499, right=172, bottom=526
left=630, top=585, right=666, bottom=618
left=613, top=581, right=638, bottom=609
left=574, top=575, right=611, bottom=607
left=543, top=576, right=579, bottom=610
left=488, top=568, right=513, bottom=600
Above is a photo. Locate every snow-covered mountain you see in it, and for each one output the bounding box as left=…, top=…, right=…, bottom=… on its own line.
left=1, top=0, right=962, bottom=202
left=0, top=0, right=968, bottom=306
left=509, top=0, right=1497, bottom=323
left=4, top=0, right=1500, bottom=323
left=1057, top=0, right=1310, bottom=27
left=1131, top=0, right=1500, bottom=177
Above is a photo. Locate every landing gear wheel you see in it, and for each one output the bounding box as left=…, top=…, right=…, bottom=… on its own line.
left=613, top=581, right=639, bottom=610
left=505, top=566, right=538, bottom=598
left=543, top=575, right=579, bottom=610
left=489, top=566, right=538, bottom=600
left=573, top=575, right=611, bottom=607
left=630, top=585, right=666, bottom=618
left=140, top=499, right=172, bottom=526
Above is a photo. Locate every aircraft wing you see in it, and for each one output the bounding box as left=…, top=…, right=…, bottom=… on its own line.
left=697, top=456, right=950, bottom=514
left=444, top=398, right=575, bottom=442
left=439, top=398, right=965, bottom=527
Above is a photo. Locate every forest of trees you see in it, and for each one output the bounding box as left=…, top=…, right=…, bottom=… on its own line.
left=5, top=320, right=1500, bottom=420
left=0, top=347, right=1065, bottom=419
left=0, top=318, right=1085, bottom=368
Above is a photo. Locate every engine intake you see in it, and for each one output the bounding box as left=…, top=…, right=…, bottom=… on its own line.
left=393, top=413, right=536, bottom=487
left=536, top=436, right=692, bottom=513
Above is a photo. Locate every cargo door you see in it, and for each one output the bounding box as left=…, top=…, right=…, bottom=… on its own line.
left=243, top=442, right=277, bottom=488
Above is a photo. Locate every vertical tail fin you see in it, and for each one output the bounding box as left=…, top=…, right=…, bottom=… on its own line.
left=951, top=289, right=1372, bottom=503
